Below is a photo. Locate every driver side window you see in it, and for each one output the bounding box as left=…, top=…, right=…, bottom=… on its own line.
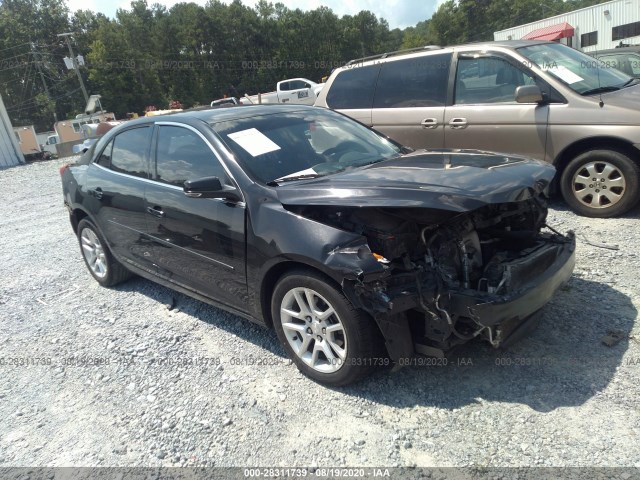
left=154, top=126, right=230, bottom=187
left=455, top=56, right=536, bottom=104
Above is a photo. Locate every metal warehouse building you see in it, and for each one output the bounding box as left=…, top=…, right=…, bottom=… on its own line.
left=494, top=0, right=640, bottom=52
left=0, top=94, right=24, bottom=168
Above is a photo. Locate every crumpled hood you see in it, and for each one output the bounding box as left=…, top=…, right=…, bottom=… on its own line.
left=276, top=150, right=556, bottom=212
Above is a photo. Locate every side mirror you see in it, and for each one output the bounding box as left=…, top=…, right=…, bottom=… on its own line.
left=515, top=85, right=544, bottom=104
left=183, top=176, right=241, bottom=201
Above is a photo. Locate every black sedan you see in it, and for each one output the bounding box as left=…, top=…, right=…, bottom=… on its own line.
left=60, top=105, right=575, bottom=386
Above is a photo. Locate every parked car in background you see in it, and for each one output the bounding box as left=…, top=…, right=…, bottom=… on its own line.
left=72, top=138, right=98, bottom=155
left=589, top=46, right=640, bottom=79
left=37, top=132, right=59, bottom=156
left=241, top=78, right=324, bottom=105
left=60, top=104, right=575, bottom=386
left=46, top=134, right=59, bottom=146
left=315, top=41, right=640, bottom=218
left=210, top=97, right=241, bottom=108
left=71, top=121, right=121, bottom=155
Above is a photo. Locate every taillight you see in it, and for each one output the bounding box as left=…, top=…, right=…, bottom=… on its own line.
left=59, top=164, right=70, bottom=176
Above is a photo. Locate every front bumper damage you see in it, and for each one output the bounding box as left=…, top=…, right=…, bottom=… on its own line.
left=343, top=231, right=576, bottom=363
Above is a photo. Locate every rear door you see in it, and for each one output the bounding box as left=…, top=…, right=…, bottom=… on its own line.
left=371, top=53, right=451, bottom=149
left=325, top=64, right=380, bottom=126
left=86, top=125, right=155, bottom=270
left=143, top=123, right=248, bottom=310
left=443, top=52, right=549, bottom=160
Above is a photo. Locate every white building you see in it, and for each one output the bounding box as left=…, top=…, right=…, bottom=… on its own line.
left=0, top=94, right=25, bottom=168
left=494, top=0, right=640, bottom=52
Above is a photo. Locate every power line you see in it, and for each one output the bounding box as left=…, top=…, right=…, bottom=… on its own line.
left=0, top=51, right=32, bottom=62
left=0, top=42, right=33, bottom=54
left=6, top=86, right=82, bottom=112
left=32, top=43, right=58, bottom=122
left=0, top=60, right=39, bottom=74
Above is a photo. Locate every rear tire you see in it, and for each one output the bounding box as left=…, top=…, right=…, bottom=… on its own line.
left=271, top=270, right=384, bottom=386
left=560, top=149, right=640, bottom=218
left=77, top=219, right=132, bottom=287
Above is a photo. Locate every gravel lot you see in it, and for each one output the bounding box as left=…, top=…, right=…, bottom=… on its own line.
left=1, top=158, right=639, bottom=470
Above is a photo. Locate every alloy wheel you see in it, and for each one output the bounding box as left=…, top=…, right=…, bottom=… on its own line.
left=280, top=287, right=347, bottom=373
left=80, top=228, right=108, bottom=279
left=572, top=160, right=626, bottom=209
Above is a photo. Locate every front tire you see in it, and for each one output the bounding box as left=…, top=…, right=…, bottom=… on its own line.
left=77, top=219, right=132, bottom=287
left=271, top=270, right=383, bottom=386
left=560, top=149, right=640, bottom=218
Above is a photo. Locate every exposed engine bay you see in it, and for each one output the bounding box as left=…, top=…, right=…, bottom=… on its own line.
left=287, top=198, right=576, bottom=359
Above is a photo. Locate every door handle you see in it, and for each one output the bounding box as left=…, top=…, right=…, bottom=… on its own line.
left=90, top=187, right=103, bottom=200
left=421, top=118, right=438, bottom=129
left=449, top=118, right=468, bottom=129
left=146, top=206, right=165, bottom=218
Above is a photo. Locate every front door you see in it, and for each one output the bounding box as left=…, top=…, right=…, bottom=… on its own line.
left=143, top=124, right=248, bottom=310
left=443, top=53, right=549, bottom=161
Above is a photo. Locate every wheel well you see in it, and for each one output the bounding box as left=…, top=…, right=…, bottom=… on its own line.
left=553, top=138, right=640, bottom=188
left=259, top=261, right=342, bottom=329
left=70, top=208, right=88, bottom=234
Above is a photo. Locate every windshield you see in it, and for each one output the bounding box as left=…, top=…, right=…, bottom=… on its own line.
left=518, top=43, right=633, bottom=95
left=211, top=109, right=401, bottom=184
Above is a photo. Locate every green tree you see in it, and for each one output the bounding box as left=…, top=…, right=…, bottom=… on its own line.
left=401, top=20, right=432, bottom=48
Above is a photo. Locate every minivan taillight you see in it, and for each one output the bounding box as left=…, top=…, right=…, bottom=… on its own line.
left=59, top=164, right=70, bottom=176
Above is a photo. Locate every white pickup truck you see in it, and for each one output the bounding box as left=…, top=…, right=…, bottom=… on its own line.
left=240, top=78, right=324, bottom=105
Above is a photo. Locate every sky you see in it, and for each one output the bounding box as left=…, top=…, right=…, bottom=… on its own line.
left=66, top=0, right=446, bottom=29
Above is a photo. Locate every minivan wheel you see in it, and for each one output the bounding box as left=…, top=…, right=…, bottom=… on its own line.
left=271, top=270, right=383, bottom=386
left=560, top=150, right=640, bottom=218
left=77, top=219, right=132, bottom=287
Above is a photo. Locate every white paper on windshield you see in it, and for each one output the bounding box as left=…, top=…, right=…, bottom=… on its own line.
left=545, top=65, right=583, bottom=84
left=227, top=128, right=281, bottom=157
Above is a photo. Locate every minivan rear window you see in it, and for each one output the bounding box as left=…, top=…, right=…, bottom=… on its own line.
left=326, top=64, right=380, bottom=109
left=373, top=53, right=451, bottom=108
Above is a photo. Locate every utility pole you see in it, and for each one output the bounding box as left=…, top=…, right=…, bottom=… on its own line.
left=57, top=32, right=89, bottom=105
left=31, top=43, right=58, bottom=122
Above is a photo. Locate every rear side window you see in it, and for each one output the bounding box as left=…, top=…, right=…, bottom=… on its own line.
left=110, top=127, right=151, bottom=178
left=96, top=140, right=113, bottom=168
left=373, top=53, right=451, bottom=108
left=326, top=64, right=380, bottom=109
left=154, top=126, right=229, bottom=187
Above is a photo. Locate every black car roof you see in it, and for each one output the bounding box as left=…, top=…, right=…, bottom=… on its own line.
left=123, top=104, right=316, bottom=128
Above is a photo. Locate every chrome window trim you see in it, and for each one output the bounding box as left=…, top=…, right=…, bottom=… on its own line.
left=92, top=163, right=246, bottom=207
left=90, top=120, right=246, bottom=206
left=91, top=124, right=152, bottom=171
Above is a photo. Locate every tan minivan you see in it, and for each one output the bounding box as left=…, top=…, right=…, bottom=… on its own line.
left=314, top=41, right=640, bottom=218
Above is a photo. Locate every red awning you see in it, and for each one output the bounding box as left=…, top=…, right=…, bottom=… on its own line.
left=522, top=22, right=575, bottom=41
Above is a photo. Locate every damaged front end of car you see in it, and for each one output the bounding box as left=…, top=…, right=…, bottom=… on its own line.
left=285, top=196, right=575, bottom=363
